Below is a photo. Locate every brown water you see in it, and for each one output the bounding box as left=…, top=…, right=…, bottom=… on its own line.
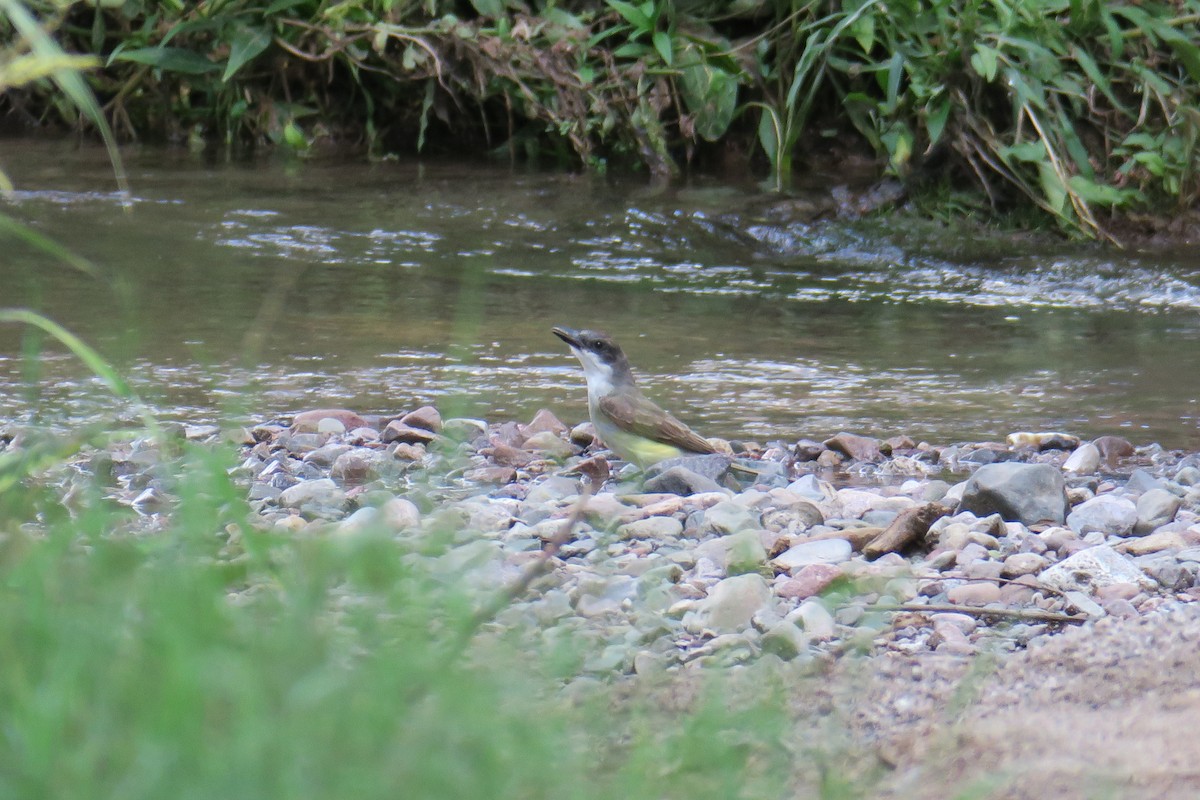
left=3, top=139, right=1200, bottom=448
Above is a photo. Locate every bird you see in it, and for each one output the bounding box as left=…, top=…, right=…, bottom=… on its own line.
left=552, top=325, right=716, bottom=467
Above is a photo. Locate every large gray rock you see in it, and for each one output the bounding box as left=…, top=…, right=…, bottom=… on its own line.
left=1039, top=545, right=1155, bottom=593
left=957, top=463, right=1068, bottom=526
left=1067, top=494, right=1137, bottom=536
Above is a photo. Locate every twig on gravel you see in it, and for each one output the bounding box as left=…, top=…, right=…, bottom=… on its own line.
left=862, top=502, right=953, bottom=559
left=868, top=602, right=1087, bottom=624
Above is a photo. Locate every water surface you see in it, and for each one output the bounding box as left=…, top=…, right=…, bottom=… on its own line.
left=3, top=140, right=1200, bottom=448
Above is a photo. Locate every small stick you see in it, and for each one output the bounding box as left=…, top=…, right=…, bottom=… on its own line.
left=865, top=602, right=1086, bottom=625
left=862, top=502, right=952, bottom=559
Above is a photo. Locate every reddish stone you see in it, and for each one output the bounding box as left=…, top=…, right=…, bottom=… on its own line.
left=776, top=563, right=842, bottom=599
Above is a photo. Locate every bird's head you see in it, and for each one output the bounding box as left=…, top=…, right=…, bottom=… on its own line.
left=552, top=326, right=635, bottom=392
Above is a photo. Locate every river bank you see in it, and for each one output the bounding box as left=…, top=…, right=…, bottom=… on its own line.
left=7, top=401, right=1199, bottom=795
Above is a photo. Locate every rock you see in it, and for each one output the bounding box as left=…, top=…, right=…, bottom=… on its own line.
left=568, top=421, right=596, bottom=447
left=725, top=529, right=769, bottom=576
left=1005, top=431, right=1080, bottom=450
left=1062, top=443, right=1100, bottom=474
left=524, top=408, right=568, bottom=437
left=1135, top=488, right=1180, bottom=534
left=291, top=409, right=368, bottom=433
left=699, top=501, right=759, bottom=536
left=303, top=443, right=351, bottom=467
left=1120, top=530, right=1187, bottom=556
left=1126, top=468, right=1165, bottom=494
left=316, top=418, right=345, bottom=435
left=883, top=435, right=917, bottom=453
left=1062, top=591, right=1106, bottom=618
left=399, top=405, right=443, bottom=433
left=946, top=582, right=1001, bottom=605
left=464, top=466, right=517, bottom=484
left=330, top=451, right=371, bottom=485
left=793, top=439, right=827, bottom=461
left=617, top=516, right=683, bottom=541
left=442, top=418, right=488, bottom=440
left=392, top=443, right=426, bottom=461
left=1067, top=494, right=1137, bottom=536
left=791, top=599, right=836, bottom=639
left=693, top=574, right=772, bottom=633
left=1094, top=435, right=1135, bottom=462
left=776, top=563, right=842, bottom=599
left=787, top=475, right=835, bottom=503
left=336, top=506, right=380, bottom=536
left=521, top=431, right=577, bottom=460
left=1136, top=556, right=1195, bottom=590
left=380, top=497, right=421, bottom=530
left=1038, top=545, right=1155, bottom=593
left=1001, top=552, right=1048, bottom=577
left=761, top=621, right=806, bottom=660
left=278, top=478, right=346, bottom=510
left=644, top=466, right=724, bottom=496
left=381, top=421, right=437, bottom=445
left=645, top=454, right=733, bottom=484
left=771, top=539, right=852, bottom=573
left=958, top=463, right=1068, bottom=526
left=930, top=612, right=978, bottom=635
left=489, top=442, right=535, bottom=467
left=823, top=432, right=882, bottom=462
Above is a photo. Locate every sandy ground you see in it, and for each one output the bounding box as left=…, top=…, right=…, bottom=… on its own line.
left=842, top=603, right=1200, bottom=799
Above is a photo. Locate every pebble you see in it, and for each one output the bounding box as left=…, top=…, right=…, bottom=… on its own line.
left=1039, top=545, right=1155, bottom=593
left=52, top=401, right=1200, bottom=681
left=278, top=478, right=346, bottom=510
left=771, top=539, right=853, bottom=573
left=946, top=583, right=1002, bottom=605
left=1066, top=494, right=1138, bottom=536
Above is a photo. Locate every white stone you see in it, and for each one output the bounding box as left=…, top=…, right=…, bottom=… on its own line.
left=1038, top=544, right=1155, bottom=593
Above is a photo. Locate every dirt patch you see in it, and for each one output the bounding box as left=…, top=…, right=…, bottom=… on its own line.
left=844, top=603, right=1200, bottom=798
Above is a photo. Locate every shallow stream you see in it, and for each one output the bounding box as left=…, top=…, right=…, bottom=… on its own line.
left=3, top=140, right=1200, bottom=448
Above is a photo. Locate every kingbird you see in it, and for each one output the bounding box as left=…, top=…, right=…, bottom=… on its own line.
left=552, top=326, right=716, bottom=467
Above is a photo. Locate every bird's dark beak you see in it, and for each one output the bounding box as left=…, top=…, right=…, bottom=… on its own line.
left=552, top=326, right=581, bottom=348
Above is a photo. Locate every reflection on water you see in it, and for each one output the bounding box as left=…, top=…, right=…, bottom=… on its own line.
left=2, top=140, right=1200, bottom=447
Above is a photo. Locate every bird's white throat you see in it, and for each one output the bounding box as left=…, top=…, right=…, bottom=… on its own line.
left=570, top=345, right=617, bottom=404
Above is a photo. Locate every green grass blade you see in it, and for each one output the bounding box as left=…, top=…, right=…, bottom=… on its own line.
left=0, top=0, right=129, bottom=200
left=0, top=214, right=98, bottom=277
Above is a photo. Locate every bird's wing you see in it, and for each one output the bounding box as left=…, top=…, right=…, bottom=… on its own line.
left=598, top=393, right=716, bottom=454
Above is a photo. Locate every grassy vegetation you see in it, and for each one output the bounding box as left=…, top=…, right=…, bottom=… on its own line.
left=5, top=0, right=1200, bottom=239
left=0, top=440, right=808, bottom=800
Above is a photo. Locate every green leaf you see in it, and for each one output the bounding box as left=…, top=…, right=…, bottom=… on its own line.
left=1161, top=29, right=1200, bottom=84
left=1067, top=175, right=1130, bottom=206
left=1036, top=161, right=1068, bottom=213
left=115, top=47, right=220, bottom=74
left=468, top=0, right=504, bottom=16
left=924, top=94, right=951, bottom=148
left=607, top=0, right=652, bottom=32
left=265, top=0, right=310, bottom=13
left=223, top=25, right=271, bottom=82
left=970, top=44, right=998, bottom=82
left=0, top=214, right=97, bottom=277
left=1002, top=140, right=1047, bottom=163
left=283, top=121, right=307, bottom=149
left=756, top=105, right=780, bottom=163
left=613, top=42, right=653, bottom=59
left=652, top=30, right=673, bottom=65
left=680, top=56, right=738, bottom=141
left=884, top=52, right=903, bottom=113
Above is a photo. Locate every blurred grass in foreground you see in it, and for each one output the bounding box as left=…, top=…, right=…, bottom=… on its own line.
left=0, top=440, right=810, bottom=800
